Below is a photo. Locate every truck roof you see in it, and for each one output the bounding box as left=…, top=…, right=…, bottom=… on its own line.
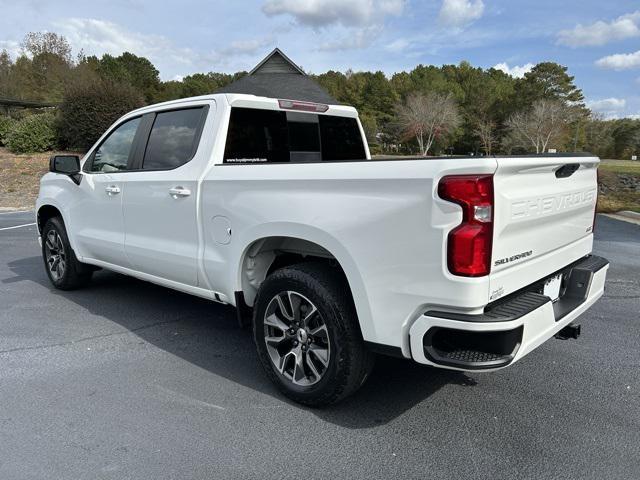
left=128, top=93, right=358, bottom=118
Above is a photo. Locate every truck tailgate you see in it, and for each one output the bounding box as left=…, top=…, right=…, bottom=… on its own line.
left=489, top=155, right=599, bottom=300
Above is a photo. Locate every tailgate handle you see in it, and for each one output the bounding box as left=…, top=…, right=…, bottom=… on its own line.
left=555, top=164, right=580, bottom=178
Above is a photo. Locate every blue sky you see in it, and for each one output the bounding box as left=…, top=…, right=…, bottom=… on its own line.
left=1, top=0, right=639, bottom=118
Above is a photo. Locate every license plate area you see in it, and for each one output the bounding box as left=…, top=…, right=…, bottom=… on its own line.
left=543, top=274, right=563, bottom=302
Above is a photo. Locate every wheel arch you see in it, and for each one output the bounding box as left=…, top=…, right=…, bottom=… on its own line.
left=36, top=202, right=83, bottom=256
left=37, top=204, right=64, bottom=235
left=235, top=227, right=373, bottom=341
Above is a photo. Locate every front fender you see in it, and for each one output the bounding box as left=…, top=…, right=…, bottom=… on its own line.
left=36, top=174, right=81, bottom=253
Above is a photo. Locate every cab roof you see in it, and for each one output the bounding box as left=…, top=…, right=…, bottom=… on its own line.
left=128, top=93, right=358, bottom=119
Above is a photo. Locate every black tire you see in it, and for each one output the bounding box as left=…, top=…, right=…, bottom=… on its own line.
left=253, top=262, right=374, bottom=406
left=41, top=216, right=93, bottom=290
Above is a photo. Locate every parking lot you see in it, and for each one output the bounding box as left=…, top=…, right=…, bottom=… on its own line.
left=1, top=211, right=638, bottom=479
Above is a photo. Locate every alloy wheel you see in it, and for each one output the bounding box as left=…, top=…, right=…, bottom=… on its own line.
left=44, top=230, right=66, bottom=281
left=263, top=291, right=331, bottom=386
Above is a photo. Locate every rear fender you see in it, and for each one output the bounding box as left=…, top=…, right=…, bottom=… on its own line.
left=235, top=222, right=373, bottom=341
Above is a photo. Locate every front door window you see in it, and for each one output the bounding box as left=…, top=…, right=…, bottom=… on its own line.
left=89, top=117, right=141, bottom=173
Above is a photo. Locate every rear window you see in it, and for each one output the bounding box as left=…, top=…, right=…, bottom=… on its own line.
left=143, top=107, right=204, bottom=170
left=223, top=107, right=365, bottom=164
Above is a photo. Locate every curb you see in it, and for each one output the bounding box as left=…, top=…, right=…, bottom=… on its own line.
left=617, top=210, right=640, bottom=220
left=602, top=212, right=640, bottom=226
left=0, top=208, right=33, bottom=214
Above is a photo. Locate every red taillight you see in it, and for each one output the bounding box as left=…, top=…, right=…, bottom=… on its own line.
left=438, top=175, right=494, bottom=277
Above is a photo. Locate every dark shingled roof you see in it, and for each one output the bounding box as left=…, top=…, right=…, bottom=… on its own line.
left=216, top=48, right=338, bottom=104
left=216, top=73, right=338, bottom=104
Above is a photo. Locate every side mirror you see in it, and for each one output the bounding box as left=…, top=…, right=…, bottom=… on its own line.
left=50, top=155, right=82, bottom=185
left=50, top=155, right=80, bottom=174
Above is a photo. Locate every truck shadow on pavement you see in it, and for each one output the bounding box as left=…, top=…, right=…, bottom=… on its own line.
left=5, top=255, right=478, bottom=429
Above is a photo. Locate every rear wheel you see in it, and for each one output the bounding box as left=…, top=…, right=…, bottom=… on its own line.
left=42, top=217, right=93, bottom=290
left=253, top=262, right=374, bottom=406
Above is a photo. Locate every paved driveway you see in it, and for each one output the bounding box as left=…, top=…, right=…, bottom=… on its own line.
left=1, top=211, right=638, bottom=479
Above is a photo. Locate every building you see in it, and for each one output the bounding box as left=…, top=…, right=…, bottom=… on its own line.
left=0, top=97, right=57, bottom=115
left=216, top=48, right=338, bottom=104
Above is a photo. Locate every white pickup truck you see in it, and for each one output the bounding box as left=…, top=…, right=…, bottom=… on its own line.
left=37, top=93, right=609, bottom=405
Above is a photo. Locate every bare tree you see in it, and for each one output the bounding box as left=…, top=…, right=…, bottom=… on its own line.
left=21, top=32, right=72, bottom=63
left=474, top=117, right=496, bottom=155
left=395, top=92, right=460, bottom=156
left=506, top=99, right=571, bottom=153
left=582, top=112, right=614, bottom=154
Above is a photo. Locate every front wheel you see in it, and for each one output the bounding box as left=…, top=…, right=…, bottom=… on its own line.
left=42, top=217, right=93, bottom=290
left=253, top=262, right=374, bottom=406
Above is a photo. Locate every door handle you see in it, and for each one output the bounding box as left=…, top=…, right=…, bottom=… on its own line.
left=105, top=185, right=120, bottom=195
left=169, top=186, right=191, bottom=198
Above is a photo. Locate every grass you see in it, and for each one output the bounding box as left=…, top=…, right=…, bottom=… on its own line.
left=597, top=159, right=640, bottom=214
left=598, top=159, right=640, bottom=176
left=0, top=147, right=51, bottom=210
left=0, top=147, right=83, bottom=210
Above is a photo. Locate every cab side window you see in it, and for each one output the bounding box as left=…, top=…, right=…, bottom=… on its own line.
left=89, top=117, right=141, bottom=173
left=223, top=108, right=289, bottom=163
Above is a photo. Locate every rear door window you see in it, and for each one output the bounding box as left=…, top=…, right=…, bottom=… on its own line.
left=142, top=107, right=205, bottom=170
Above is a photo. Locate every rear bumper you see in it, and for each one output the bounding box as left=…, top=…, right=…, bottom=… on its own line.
left=409, top=255, right=609, bottom=371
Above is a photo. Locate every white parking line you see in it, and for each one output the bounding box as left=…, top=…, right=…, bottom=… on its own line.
left=0, top=223, right=36, bottom=231
left=0, top=210, right=33, bottom=215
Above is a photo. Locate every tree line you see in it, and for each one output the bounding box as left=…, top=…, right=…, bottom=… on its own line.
left=0, top=31, right=638, bottom=158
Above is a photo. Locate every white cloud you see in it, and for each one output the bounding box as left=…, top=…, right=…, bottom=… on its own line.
left=0, top=40, right=21, bottom=59
left=217, top=37, right=275, bottom=56
left=262, top=0, right=405, bottom=28
left=385, top=38, right=411, bottom=53
left=52, top=18, right=273, bottom=78
left=318, top=26, right=381, bottom=51
left=493, top=62, right=534, bottom=78
left=587, top=97, right=626, bottom=112
left=438, top=0, right=484, bottom=28
left=54, top=18, right=198, bottom=67
left=262, top=0, right=404, bottom=51
left=557, top=11, right=640, bottom=47
left=383, top=27, right=507, bottom=60
left=595, top=50, right=640, bottom=70
left=587, top=98, right=631, bottom=119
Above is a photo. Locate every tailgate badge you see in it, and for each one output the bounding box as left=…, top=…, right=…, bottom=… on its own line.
left=494, top=250, right=533, bottom=267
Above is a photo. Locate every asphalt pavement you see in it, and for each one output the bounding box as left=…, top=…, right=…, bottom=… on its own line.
left=1, top=211, right=639, bottom=479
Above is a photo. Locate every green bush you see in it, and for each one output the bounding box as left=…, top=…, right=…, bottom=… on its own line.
left=57, top=78, right=144, bottom=151
left=5, top=112, right=57, bottom=153
left=0, top=115, right=16, bottom=146
left=368, top=143, right=383, bottom=155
